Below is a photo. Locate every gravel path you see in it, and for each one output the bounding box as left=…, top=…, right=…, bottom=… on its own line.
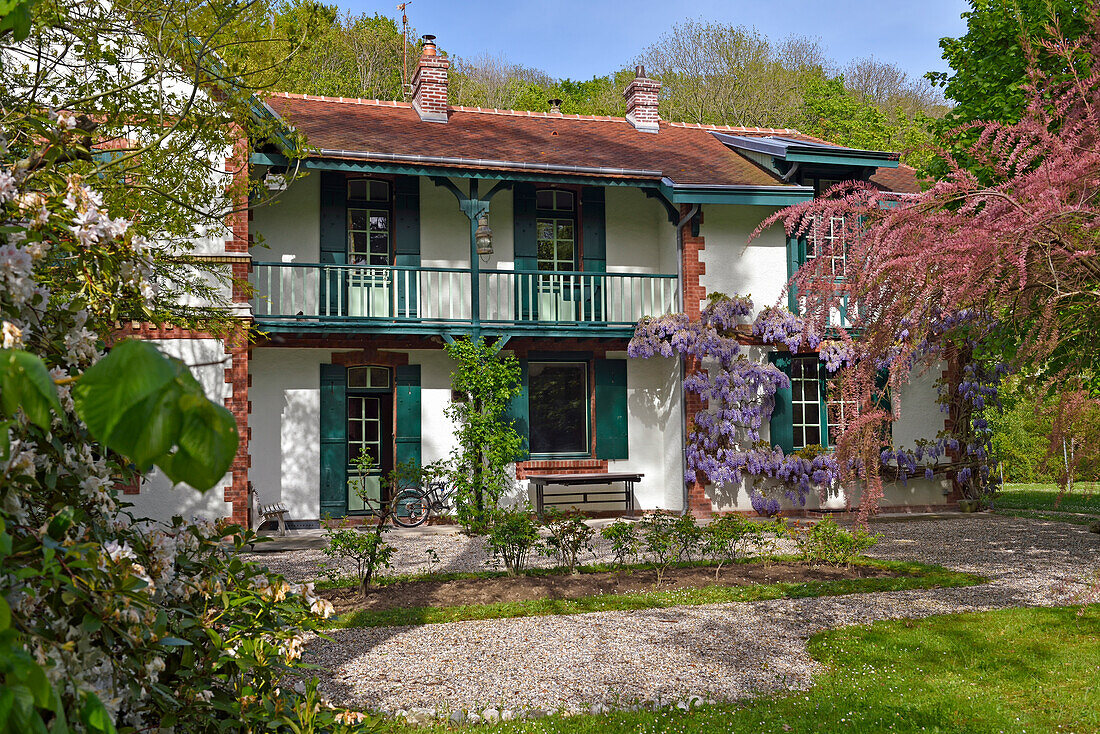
left=286, top=515, right=1099, bottom=716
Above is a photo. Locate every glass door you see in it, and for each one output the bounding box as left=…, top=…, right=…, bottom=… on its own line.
left=345, top=366, right=394, bottom=513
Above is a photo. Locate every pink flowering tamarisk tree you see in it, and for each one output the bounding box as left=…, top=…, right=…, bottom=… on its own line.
left=757, top=14, right=1100, bottom=515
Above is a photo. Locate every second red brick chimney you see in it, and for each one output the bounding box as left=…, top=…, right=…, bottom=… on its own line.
left=624, top=65, right=661, bottom=133
left=412, top=35, right=449, bottom=123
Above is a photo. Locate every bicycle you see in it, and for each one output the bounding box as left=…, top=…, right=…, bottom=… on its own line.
left=392, top=480, right=458, bottom=528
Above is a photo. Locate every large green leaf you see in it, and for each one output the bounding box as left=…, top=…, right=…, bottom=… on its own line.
left=72, top=340, right=179, bottom=450
left=0, top=350, right=62, bottom=430
left=73, top=340, right=238, bottom=491
left=159, top=392, right=238, bottom=491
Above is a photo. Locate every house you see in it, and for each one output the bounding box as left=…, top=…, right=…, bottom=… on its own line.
left=122, top=37, right=956, bottom=527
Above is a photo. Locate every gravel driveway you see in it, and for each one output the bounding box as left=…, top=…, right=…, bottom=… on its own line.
left=280, top=515, right=1099, bottom=716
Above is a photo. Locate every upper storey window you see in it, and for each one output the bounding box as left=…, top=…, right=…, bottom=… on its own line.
left=347, top=179, right=391, bottom=266
left=535, top=189, right=576, bottom=273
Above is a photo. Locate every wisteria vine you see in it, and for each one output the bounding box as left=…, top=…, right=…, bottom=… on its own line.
left=629, top=293, right=1004, bottom=514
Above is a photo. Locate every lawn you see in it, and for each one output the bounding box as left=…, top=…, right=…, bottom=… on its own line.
left=995, top=482, right=1100, bottom=515
left=321, top=559, right=983, bottom=629
left=378, top=605, right=1100, bottom=733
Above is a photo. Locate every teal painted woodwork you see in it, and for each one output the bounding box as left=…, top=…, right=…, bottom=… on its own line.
left=768, top=352, right=794, bottom=454
left=503, top=359, right=530, bottom=460
left=393, top=175, right=420, bottom=315
left=581, top=187, right=606, bottom=322
left=394, top=365, right=422, bottom=468
left=513, top=183, right=538, bottom=319
left=319, top=171, right=346, bottom=316
left=594, top=359, right=628, bottom=460
left=319, top=363, right=347, bottom=518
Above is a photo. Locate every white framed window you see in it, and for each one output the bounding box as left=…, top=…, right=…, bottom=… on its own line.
left=791, top=356, right=823, bottom=449
left=347, top=179, right=391, bottom=267
left=806, top=215, right=848, bottom=280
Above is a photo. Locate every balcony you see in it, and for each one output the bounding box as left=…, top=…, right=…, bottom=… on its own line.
left=250, top=262, right=678, bottom=336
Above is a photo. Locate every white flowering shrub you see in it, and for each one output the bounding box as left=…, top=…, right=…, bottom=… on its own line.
left=0, top=60, right=369, bottom=734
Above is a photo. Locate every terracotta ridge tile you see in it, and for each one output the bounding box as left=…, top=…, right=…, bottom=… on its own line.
left=266, top=91, right=412, bottom=108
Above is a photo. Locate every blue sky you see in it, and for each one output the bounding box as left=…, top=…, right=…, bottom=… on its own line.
left=342, top=0, right=971, bottom=83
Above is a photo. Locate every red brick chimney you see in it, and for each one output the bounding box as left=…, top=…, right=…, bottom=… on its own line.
left=624, top=65, right=661, bottom=133
left=412, top=35, right=449, bottom=123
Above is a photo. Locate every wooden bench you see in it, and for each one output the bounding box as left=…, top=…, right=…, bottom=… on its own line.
left=526, top=472, right=642, bottom=516
left=250, top=484, right=289, bottom=536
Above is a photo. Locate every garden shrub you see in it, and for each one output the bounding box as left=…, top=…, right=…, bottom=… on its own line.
left=639, top=511, right=684, bottom=585
left=792, top=516, right=879, bottom=566
left=321, top=526, right=395, bottom=594
left=600, top=519, right=641, bottom=568
left=703, top=514, right=755, bottom=578
left=0, top=95, right=371, bottom=729
left=542, top=508, right=595, bottom=574
left=672, top=513, right=704, bottom=561
left=486, top=507, right=543, bottom=576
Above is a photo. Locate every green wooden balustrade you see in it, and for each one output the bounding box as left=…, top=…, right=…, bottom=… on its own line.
left=250, top=261, right=677, bottom=330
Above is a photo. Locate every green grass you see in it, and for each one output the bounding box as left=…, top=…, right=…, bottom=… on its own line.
left=995, top=482, right=1100, bottom=515
left=324, top=560, right=983, bottom=629
left=375, top=605, right=1100, bottom=733
left=993, top=508, right=1100, bottom=526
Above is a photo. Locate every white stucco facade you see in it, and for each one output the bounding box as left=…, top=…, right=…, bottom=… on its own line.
left=124, top=338, right=235, bottom=521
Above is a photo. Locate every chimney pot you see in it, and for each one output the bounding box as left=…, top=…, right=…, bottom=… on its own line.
left=548, top=98, right=563, bottom=114
left=412, top=34, right=449, bottom=123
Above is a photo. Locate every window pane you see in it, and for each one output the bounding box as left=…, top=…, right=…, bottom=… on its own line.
left=556, top=239, right=573, bottom=264
left=537, top=220, right=554, bottom=240
left=536, top=190, right=555, bottom=210
left=349, top=210, right=369, bottom=231
left=348, top=180, right=368, bottom=201
left=369, top=367, right=390, bottom=388
left=806, top=427, right=821, bottom=446
left=555, top=191, right=574, bottom=210
left=556, top=222, right=573, bottom=241
left=792, top=404, right=803, bottom=425
left=369, top=180, right=389, bottom=202
left=350, top=231, right=370, bottom=255
left=370, top=232, right=389, bottom=255
left=804, top=381, right=818, bottom=401
left=347, top=397, right=362, bottom=417
left=529, top=362, right=587, bottom=454
left=347, top=367, right=368, bottom=388
left=348, top=421, right=362, bottom=441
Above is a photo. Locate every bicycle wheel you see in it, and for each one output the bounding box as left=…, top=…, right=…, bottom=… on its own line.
left=392, top=489, right=430, bottom=528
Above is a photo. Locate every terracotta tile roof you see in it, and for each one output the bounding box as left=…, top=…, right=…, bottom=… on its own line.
left=869, top=164, right=921, bottom=194
left=264, top=93, right=788, bottom=187
left=262, top=93, right=917, bottom=193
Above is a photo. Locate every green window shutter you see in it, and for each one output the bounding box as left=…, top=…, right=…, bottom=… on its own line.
left=319, top=364, right=347, bottom=518
left=393, top=175, right=420, bottom=315
left=503, top=359, right=530, bottom=460
left=768, top=352, right=794, bottom=454
left=319, top=172, right=346, bottom=316
left=581, top=186, right=606, bottom=268
left=394, top=365, right=421, bottom=468
left=594, top=359, right=628, bottom=460
left=581, top=186, right=606, bottom=321
left=513, top=184, right=537, bottom=320
left=786, top=234, right=801, bottom=313
left=319, top=171, right=346, bottom=264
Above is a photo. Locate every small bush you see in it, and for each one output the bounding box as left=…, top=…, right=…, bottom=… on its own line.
left=703, top=514, right=755, bottom=578
left=792, top=516, right=878, bottom=567
left=672, top=513, right=704, bottom=561
left=543, top=508, right=595, bottom=574
left=600, top=519, right=641, bottom=567
left=640, top=511, right=683, bottom=586
left=486, top=506, right=543, bottom=576
left=321, top=526, right=394, bottom=595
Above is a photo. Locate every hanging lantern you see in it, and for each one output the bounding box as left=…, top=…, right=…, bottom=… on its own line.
left=475, top=214, right=493, bottom=256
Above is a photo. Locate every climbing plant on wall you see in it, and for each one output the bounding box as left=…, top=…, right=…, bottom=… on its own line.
left=444, top=337, right=524, bottom=531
